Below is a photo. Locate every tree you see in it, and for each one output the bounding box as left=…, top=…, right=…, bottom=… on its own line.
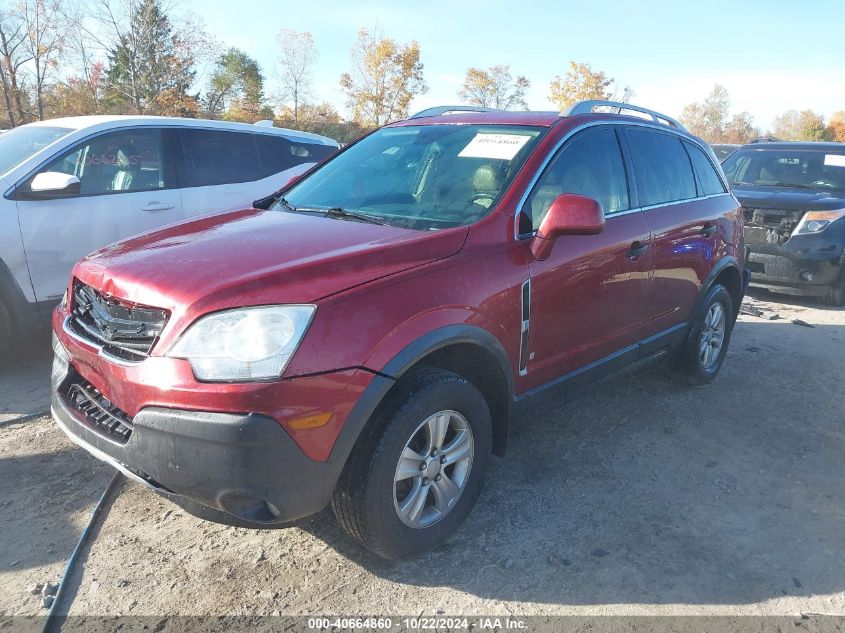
left=724, top=111, right=759, bottom=144
left=458, top=65, right=529, bottom=110
left=275, top=100, right=370, bottom=143
left=17, top=0, right=65, bottom=120
left=827, top=111, right=845, bottom=143
left=339, top=27, right=427, bottom=126
left=679, top=84, right=731, bottom=143
left=204, top=47, right=266, bottom=121
left=276, top=28, right=316, bottom=126
left=47, top=62, right=105, bottom=117
left=93, top=0, right=198, bottom=114
left=59, top=1, right=107, bottom=115
left=548, top=62, right=614, bottom=111
left=0, top=7, right=31, bottom=126
left=773, top=109, right=827, bottom=141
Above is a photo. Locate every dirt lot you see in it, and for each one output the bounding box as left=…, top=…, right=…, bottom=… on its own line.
left=1, top=290, right=844, bottom=624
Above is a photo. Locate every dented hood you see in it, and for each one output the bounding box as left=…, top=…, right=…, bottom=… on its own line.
left=73, top=208, right=468, bottom=315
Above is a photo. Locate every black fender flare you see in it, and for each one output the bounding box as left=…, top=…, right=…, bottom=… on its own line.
left=321, top=324, right=515, bottom=492
left=691, top=256, right=746, bottom=324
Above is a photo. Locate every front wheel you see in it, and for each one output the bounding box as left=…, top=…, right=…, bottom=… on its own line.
left=675, top=284, right=735, bottom=385
left=818, top=276, right=845, bottom=307
left=332, top=367, right=491, bottom=560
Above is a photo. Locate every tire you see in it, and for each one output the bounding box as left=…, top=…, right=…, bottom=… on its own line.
left=0, top=297, right=12, bottom=359
left=675, top=284, right=735, bottom=385
left=818, top=278, right=845, bottom=307
left=332, top=366, right=492, bottom=560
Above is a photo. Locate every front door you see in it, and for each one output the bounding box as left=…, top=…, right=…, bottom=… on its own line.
left=16, top=127, right=182, bottom=301
left=521, top=126, right=653, bottom=390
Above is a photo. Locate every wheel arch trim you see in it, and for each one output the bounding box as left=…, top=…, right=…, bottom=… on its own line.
left=324, top=324, right=515, bottom=489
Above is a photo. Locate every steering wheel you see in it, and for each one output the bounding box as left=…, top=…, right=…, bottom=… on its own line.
left=469, top=192, right=496, bottom=208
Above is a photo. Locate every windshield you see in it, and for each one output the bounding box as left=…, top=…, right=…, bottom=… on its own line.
left=722, top=147, right=845, bottom=192
left=0, top=125, right=73, bottom=176
left=277, top=124, right=544, bottom=230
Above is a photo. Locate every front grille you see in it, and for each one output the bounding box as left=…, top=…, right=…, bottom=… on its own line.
left=70, top=281, right=169, bottom=361
left=64, top=378, right=134, bottom=443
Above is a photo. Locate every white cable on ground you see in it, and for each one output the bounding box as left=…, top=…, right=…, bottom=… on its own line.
left=41, top=471, right=122, bottom=633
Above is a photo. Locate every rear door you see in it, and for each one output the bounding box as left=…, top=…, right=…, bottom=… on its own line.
left=623, top=127, right=728, bottom=337
left=522, top=125, right=653, bottom=389
left=16, top=127, right=182, bottom=302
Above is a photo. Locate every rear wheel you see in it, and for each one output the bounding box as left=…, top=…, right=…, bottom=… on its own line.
left=332, top=367, right=491, bottom=560
left=675, top=284, right=734, bottom=385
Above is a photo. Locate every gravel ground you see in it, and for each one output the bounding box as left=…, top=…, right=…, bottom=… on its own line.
left=1, top=290, right=843, bottom=625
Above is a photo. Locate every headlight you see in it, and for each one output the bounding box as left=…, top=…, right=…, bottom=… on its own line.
left=167, top=305, right=315, bottom=381
left=792, top=209, right=845, bottom=235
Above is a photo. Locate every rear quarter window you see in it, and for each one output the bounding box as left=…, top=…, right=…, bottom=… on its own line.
left=684, top=141, right=727, bottom=196
left=257, top=135, right=336, bottom=177
left=626, top=128, right=696, bottom=206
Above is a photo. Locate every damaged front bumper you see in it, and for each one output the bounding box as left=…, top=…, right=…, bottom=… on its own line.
left=744, top=224, right=845, bottom=296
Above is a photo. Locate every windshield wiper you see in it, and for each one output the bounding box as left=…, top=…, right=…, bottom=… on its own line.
left=770, top=182, right=816, bottom=190
left=290, top=205, right=390, bottom=226
left=274, top=196, right=297, bottom=212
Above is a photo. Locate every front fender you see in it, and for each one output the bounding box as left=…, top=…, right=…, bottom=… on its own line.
left=322, top=322, right=516, bottom=485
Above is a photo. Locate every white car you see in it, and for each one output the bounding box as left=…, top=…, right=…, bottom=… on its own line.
left=0, top=116, right=338, bottom=351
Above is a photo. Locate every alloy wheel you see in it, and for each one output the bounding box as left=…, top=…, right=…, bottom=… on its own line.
left=699, top=301, right=726, bottom=370
left=393, top=410, right=474, bottom=529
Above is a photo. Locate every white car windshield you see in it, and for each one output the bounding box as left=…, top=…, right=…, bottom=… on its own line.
left=0, top=125, right=73, bottom=176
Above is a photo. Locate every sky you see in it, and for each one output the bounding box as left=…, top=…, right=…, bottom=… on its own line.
left=193, top=0, right=845, bottom=131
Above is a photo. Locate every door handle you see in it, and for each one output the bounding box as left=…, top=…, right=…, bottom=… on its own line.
left=701, top=222, right=717, bottom=236
left=628, top=241, right=649, bottom=260
left=142, top=202, right=175, bottom=212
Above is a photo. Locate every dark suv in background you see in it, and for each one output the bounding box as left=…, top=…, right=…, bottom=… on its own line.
left=722, top=142, right=845, bottom=305
left=52, top=101, right=747, bottom=560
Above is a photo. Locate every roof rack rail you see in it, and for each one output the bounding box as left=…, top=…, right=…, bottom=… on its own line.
left=409, top=105, right=500, bottom=119
left=564, top=100, right=686, bottom=131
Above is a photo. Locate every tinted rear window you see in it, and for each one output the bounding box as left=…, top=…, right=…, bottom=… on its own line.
left=177, top=129, right=261, bottom=187
left=626, top=129, right=696, bottom=206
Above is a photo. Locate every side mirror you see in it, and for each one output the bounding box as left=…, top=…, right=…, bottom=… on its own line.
left=530, top=193, right=605, bottom=261
left=25, top=172, right=81, bottom=198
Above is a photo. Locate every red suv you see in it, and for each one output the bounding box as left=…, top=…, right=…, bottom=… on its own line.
left=51, top=101, right=749, bottom=560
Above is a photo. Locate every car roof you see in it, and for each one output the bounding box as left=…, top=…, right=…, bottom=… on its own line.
left=389, top=110, right=564, bottom=128
left=738, top=141, right=845, bottom=151
left=388, top=107, right=696, bottom=139
left=26, top=115, right=338, bottom=145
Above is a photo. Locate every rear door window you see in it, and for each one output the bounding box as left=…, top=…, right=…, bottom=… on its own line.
left=625, top=128, right=696, bottom=206
left=524, top=126, right=630, bottom=230
left=684, top=141, right=727, bottom=196
left=177, top=129, right=261, bottom=187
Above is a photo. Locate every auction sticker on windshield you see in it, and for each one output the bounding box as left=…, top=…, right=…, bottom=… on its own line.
left=458, top=133, right=532, bottom=160
left=824, top=154, right=845, bottom=167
